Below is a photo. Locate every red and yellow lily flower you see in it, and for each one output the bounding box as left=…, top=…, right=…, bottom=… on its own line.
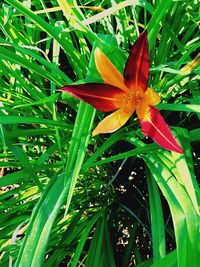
left=62, top=31, right=183, bottom=153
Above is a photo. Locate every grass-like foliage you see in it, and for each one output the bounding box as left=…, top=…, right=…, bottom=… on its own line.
left=0, top=1, right=199, bottom=266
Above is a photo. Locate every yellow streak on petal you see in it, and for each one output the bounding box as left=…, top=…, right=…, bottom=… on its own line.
left=92, top=108, right=134, bottom=136
left=141, top=105, right=151, bottom=121
left=94, top=48, right=129, bottom=92
left=136, top=88, right=160, bottom=120
left=136, top=102, right=149, bottom=121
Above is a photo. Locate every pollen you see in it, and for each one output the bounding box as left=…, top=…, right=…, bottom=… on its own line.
left=123, top=91, right=143, bottom=113
left=123, top=92, right=135, bottom=113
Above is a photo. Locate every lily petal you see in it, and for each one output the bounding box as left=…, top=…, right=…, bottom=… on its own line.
left=61, top=83, right=125, bottom=112
left=94, top=48, right=129, bottom=92
left=124, top=31, right=149, bottom=92
left=143, top=88, right=161, bottom=106
left=136, top=101, right=149, bottom=121
left=136, top=88, right=160, bottom=120
left=140, top=106, right=184, bottom=153
left=92, top=108, right=134, bottom=136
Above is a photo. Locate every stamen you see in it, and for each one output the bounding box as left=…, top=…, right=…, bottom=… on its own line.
left=123, top=92, right=135, bottom=113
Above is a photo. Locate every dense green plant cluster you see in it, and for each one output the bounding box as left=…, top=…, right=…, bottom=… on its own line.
left=0, top=1, right=199, bottom=266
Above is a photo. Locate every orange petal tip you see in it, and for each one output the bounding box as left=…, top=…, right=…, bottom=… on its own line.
left=92, top=108, right=133, bottom=136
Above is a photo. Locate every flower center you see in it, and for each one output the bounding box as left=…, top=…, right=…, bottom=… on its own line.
left=123, top=91, right=143, bottom=113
